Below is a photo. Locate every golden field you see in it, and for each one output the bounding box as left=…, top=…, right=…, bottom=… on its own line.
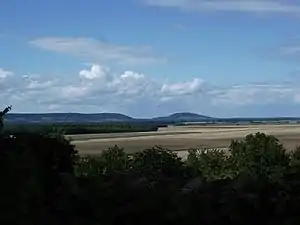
left=69, top=124, right=300, bottom=157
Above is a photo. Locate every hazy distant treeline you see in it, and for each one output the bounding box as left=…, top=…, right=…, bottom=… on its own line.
left=2, top=122, right=167, bottom=135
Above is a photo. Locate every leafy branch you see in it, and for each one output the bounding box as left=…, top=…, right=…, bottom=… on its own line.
left=0, top=105, right=12, bottom=131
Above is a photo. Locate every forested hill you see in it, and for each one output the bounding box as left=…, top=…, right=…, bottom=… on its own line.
left=5, top=113, right=134, bottom=123
left=152, top=112, right=213, bottom=122
left=4, top=112, right=212, bottom=123
left=4, top=112, right=300, bottom=124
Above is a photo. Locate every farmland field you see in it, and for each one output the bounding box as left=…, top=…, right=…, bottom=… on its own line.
left=70, top=124, right=300, bottom=157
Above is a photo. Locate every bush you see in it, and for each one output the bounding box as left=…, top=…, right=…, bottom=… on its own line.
left=186, top=148, right=233, bottom=181
left=75, top=156, right=103, bottom=177
left=288, top=146, right=300, bottom=174
left=99, top=146, right=131, bottom=172
left=229, top=132, right=289, bottom=181
left=75, top=146, right=130, bottom=177
left=131, top=146, right=185, bottom=182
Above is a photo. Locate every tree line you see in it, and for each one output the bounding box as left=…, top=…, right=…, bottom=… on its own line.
left=2, top=130, right=300, bottom=224
left=3, top=106, right=300, bottom=224
left=2, top=122, right=161, bottom=135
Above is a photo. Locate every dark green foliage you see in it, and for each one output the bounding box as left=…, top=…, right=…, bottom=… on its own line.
left=99, top=146, right=131, bottom=172
left=0, top=105, right=12, bottom=131
left=186, top=148, right=233, bottom=181
left=3, top=122, right=160, bottom=135
left=0, top=132, right=79, bottom=224
left=5, top=130, right=300, bottom=225
left=75, top=156, right=104, bottom=177
left=288, top=146, right=300, bottom=175
left=75, top=146, right=130, bottom=177
left=229, top=132, right=290, bottom=180
left=131, top=146, right=186, bottom=182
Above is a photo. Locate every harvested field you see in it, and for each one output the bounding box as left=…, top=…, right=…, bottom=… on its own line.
left=70, top=124, right=300, bottom=155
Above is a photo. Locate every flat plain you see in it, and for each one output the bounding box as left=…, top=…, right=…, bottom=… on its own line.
left=69, top=124, right=300, bottom=156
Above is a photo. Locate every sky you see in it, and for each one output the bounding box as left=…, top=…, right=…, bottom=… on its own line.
left=2, top=0, right=300, bottom=118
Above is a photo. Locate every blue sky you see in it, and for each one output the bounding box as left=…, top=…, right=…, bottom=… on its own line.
left=1, top=0, right=300, bottom=117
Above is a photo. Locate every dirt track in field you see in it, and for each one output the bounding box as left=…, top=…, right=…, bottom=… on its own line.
left=69, top=124, right=300, bottom=155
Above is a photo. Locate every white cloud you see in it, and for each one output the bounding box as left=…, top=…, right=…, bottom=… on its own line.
left=1, top=65, right=300, bottom=117
left=144, top=0, right=300, bottom=14
left=79, top=64, right=109, bottom=80
left=112, top=71, right=148, bottom=96
left=61, top=85, right=89, bottom=99
left=0, top=68, right=13, bottom=79
left=22, top=74, right=57, bottom=90
left=29, top=37, right=165, bottom=66
left=161, top=78, right=204, bottom=97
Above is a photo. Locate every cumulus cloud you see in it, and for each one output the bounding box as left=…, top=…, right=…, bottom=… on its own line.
left=79, top=65, right=109, bottom=80
left=29, top=37, right=165, bottom=66
left=144, top=0, right=300, bottom=14
left=0, top=68, right=13, bottom=79
left=22, top=75, right=57, bottom=90
left=1, top=65, right=300, bottom=116
left=161, top=78, right=204, bottom=97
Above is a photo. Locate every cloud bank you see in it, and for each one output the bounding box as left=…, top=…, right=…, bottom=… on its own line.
left=1, top=64, right=300, bottom=117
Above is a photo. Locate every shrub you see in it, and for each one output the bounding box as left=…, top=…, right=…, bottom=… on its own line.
left=186, top=148, right=232, bottom=181
left=229, top=132, right=289, bottom=181
left=75, top=156, right=104, bottom=177
left=288, top=146, right=300, bottom=174
left=75, top=146, right=130, bottom=177
left=131, top=146, right=185, bottom=182
left=99, top=145, right=131, bottom=172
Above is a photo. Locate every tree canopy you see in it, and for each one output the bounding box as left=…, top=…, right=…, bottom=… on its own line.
left=2, top=129, right=300, bottom=224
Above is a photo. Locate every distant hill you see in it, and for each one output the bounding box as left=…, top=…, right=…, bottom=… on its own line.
left=152, top=112, right=213, bottom=122
left=5, top=113, right=134, bottom=123
left=3, top=112, right=213, bottom=124
left=3, top=112, right=300, bottom=124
